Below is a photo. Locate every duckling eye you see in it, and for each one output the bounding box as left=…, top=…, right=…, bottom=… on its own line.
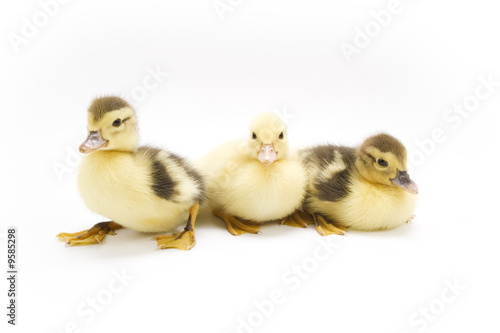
left=252, top=132, right=257, bottom=140
left=377, top=159, right=388, bottom=167
left=112, top=119, right=122, bottom=127
left=279, top=132, right=284, bottom=139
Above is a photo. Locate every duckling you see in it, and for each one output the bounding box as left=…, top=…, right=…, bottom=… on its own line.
left=199, top=112, right=308, bottom=235
left=57, top=96, right=204, bottom=250
left=302, top=133, right=418, bottom=235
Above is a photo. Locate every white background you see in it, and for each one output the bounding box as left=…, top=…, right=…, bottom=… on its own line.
left=1, top=0, right=499, bottom=332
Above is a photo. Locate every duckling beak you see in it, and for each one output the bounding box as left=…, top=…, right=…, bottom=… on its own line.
left=258, top=143, right=277, bottom=166
left=391, top=171, right=419, bottom=194
left=79, top=130, right=108, bottom=154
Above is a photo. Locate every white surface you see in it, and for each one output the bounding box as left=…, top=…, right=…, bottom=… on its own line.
left=1, top=1, right=499, bottom=332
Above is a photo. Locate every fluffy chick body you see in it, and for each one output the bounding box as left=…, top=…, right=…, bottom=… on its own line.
left=201, top=139, right=306, bottom=222
left=79, top=147, right=202, bottom=233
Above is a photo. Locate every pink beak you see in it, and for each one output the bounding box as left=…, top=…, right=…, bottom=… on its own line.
left=79, top=131, right=108, bottom=154
left=391, top=171, right=419, bottom=195
left=258, top=144, right=277, bottom=166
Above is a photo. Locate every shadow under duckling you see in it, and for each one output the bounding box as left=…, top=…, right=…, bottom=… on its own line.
left=198, top=112, right=309, bottom=235
left=301, top=133, right=418, bottom=235
left=57, top=96, right=204, bottom=250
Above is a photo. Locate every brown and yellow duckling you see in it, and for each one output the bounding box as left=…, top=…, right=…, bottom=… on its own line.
left=302, top=133, right=418, bottom=235
left=57, top=96, right=204, bottom=250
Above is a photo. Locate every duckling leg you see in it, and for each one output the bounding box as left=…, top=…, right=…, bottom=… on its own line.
left=311, top=213, right=346, bottom=236
left=281, top=210, right=314, bottom=228
left=212, top=208, right=261, bottom=236
left=155, top=202, right=199, bottom=251
left=57, top=221, right=123, bottom=247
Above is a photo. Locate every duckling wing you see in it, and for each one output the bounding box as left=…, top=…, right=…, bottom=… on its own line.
left=137, top=146, right=205, bottom=204
left=303, top=145, right=356, bottom=202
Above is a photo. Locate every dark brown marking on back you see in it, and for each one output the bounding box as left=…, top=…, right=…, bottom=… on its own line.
left=168, top=153, right=205, bottom=203
left=304, top=145, right=356, bottom=202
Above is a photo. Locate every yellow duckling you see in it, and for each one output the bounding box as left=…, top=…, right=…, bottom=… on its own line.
left=199, top=112, right=308, bottom=235
left=302, top=133, right=418, bottom=235
left=57, top=96, right=204, bottom=250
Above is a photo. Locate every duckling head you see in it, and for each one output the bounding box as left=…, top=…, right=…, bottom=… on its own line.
left=355, top=133, right=418, bottom=194
left=247, top=112, right=289, bottom=166
left=79, top=96, right=138, bottom=154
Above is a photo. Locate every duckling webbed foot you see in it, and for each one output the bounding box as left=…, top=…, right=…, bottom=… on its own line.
left=57, top=221, right=123, bottom=247
left=281, top=210, right=314, bottom=228
left=311, top=213, right=346, bottom=236
left=155, top=231, right=195, bottom=251
left=155, top=202, right=199, bottom=251
left=212, top=208, right=261, bottom=236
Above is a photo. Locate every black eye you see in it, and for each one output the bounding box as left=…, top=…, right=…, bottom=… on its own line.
left=112, top=119, right=122, bottom=127
left=279, top=132, right=284, bottom=139
left=252, top=132, right=257, bottom=139
left=377, top=159, right=388, bottom=167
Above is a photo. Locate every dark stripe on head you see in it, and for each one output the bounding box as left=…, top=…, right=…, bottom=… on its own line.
left=89, top=96, right=131, bottom=122
left=360, top=133, right=406, bottom=160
